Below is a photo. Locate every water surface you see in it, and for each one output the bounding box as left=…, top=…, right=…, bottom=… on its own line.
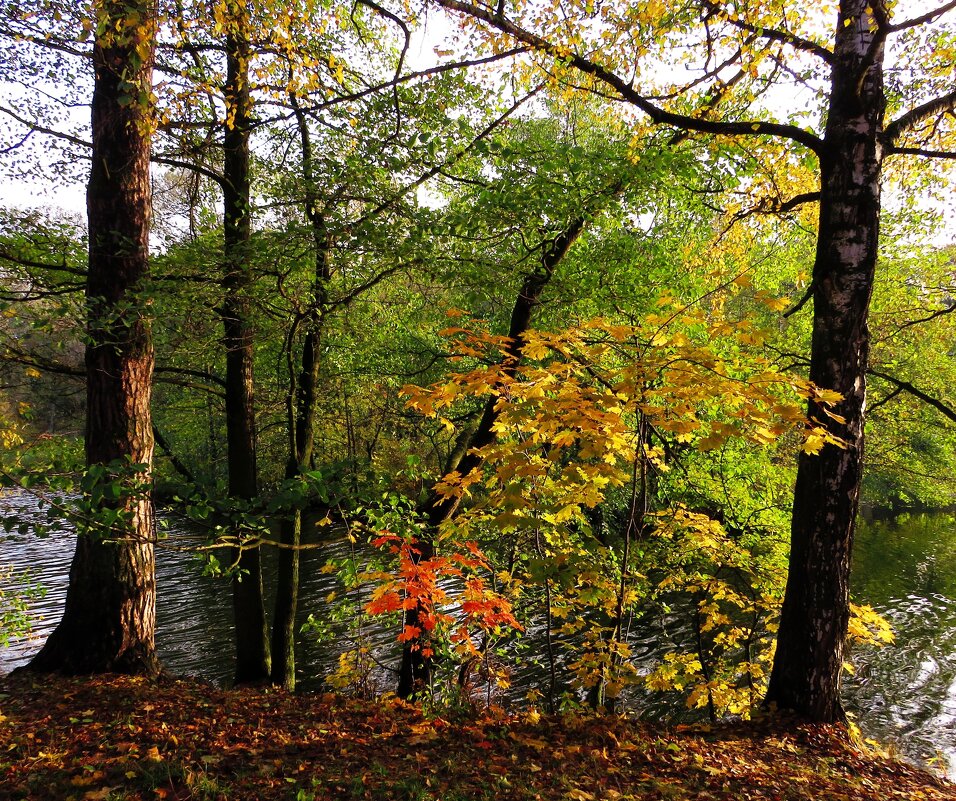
left=845, top=512, right=956, bottom=776
left=2, top=490, right=955, bottom=777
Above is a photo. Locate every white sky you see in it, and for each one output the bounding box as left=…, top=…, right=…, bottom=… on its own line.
left=0, top=2, right=953, bottom=246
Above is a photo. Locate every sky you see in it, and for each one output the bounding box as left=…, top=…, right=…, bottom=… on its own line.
left=0, top=1, right=953, bottom=246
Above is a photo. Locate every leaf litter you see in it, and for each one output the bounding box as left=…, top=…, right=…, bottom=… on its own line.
left=0, top=674, right=953, bottom=800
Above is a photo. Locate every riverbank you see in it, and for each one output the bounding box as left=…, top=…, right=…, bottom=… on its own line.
left=0, top=674, right=952, bottom=800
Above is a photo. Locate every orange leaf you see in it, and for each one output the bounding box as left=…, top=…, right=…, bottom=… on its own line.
left=398, top=625, right=422, bottom=642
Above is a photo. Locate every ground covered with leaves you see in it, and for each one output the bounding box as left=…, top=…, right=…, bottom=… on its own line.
left=0, top=674, right=952, bottom=801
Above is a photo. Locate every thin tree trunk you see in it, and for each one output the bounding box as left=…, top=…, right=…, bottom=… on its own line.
left=765, top=0, right=886, bottom=722
left=222, top=13, right=269, bottom=684
left=29, top=0, right=159, bottom=676
left=270, top=99, right=331, bottom=689
left=397, top=217, right=587, bottom=698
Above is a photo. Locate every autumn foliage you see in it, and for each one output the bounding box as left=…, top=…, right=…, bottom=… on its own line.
left=365, top=533, right=521, bottom=660
left=2, top=673, right=954, bottom=801
left=349, top=299, right=875, bottom=713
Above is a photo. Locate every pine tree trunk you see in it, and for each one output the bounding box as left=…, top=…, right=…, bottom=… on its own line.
left=29, top=1, right=159, bottom=676
left=222, top=19, right=270, bottom=684
left=765, top=0, right=886, bottom=722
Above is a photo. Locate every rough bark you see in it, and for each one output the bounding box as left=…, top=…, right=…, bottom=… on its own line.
left=764, top=0, right=887, bottom=722
left=397, top=217, right=587, bottom=698
left=29, top=0, right=159, bottom=676
left=222, top=17, right=270, bottom=684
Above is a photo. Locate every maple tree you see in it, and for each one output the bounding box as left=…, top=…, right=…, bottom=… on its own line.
left=388, top=293, right=840, bottom=708
left=2, top=0, right=956, bottom=757
left=418, top=0, right=956, bottom=722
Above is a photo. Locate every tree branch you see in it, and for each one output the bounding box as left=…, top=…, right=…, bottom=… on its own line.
left=0, top=347, right=83, bottom=378
left=884, top=88, right=956, bottom=144
left=868, top=368, right=956, bottom=424
left=888, top=0, right=956, bottom=32
left=152, top=424, right=198, bottom=485
left=355, top=0, right=411, bottom=139
left=867, top=385, right=902, bottom=412
left=435, top=0, right=824, bottom=154
left=288, top=48, right=528, bottom=119
left=154, top=366, right=226, bottom=389
left=887, top=145, right=956, bottom=160
left=0, top=105, right=91, bottom=151
left=151, top=154, right=226, bottom=187
left=0, top=247, right=86, bottom=277
left=0, top=351, right=226, bottom=396
left=350, top=84, right=543, bottom=230
left=894, top=301, right=956, bottom=331
left=783, top=282, right=815, bottom=318
left=698, top=0, right=834, bottom=63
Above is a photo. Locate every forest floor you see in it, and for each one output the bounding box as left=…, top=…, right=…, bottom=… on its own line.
left=0, top=673, right=953, bottom=801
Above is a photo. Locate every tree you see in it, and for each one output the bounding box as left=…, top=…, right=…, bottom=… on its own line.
left=268, top=95, right=330, bottom=690
left=28, top=0, right=160, bottom=675
left=425, top=0, right=956, bottom=722
left=862, top=245, right=956, bottom=507
left=392, top=111, right=662, bottom=696
left=220, top=0, right=271, bottom=686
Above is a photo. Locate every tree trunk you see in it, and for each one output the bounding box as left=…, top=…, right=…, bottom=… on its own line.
left=397, top=217, right=587, bottom=698
left=222, top=16, right=270, bottom=684
left=765, top=0, right=886, bottom=722
left=270, top=324, right=320, bottom=690
left=29, top=0, right=159, bottom=676
left=270, top=100, right=331, bottom=690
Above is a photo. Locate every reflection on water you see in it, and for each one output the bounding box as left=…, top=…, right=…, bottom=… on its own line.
left=846, top=512, right=956, bottom=777
left=3, top=490, right=956, bottom=777
left=0, top=489, right=398, bottom=689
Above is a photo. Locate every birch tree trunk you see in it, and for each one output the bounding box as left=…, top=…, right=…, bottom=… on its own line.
left=765, top=0, right=887, bottom=721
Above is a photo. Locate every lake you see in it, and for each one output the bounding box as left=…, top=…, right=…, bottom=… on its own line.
left=1, top=489, right=954, bottom=777
left=843, top=510, right=956, bottom=775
